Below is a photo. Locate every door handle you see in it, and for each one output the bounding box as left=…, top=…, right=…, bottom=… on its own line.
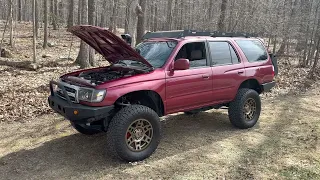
left=202, top=75, right=210, bottom=79
left=238, top=70, right=244, bottom=74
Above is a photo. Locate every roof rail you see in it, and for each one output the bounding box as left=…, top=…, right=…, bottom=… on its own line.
left=142, top=30, right=259, bottom=40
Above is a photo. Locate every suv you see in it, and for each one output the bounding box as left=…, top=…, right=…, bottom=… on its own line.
left=48, top=26, right=277, bottom=162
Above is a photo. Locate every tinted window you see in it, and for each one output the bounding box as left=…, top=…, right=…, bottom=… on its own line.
left=229, top=44, right=240, bottom=63
left=136, top=41, right=177, bottom=68
left=209, top=42, right=232, bottom=65
left=235, top=40, right=268, bottom=62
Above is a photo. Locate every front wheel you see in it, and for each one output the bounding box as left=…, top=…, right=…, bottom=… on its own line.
left=228, top=88, right=261, bottom=129
left=106, top=105, right=161, bottom=162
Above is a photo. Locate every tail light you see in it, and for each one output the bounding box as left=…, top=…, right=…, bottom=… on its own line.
left=272, top=65, right=275, bottom=78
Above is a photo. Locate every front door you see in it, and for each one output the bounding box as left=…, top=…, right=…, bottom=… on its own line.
left=165, top=41, right=213, bottom=114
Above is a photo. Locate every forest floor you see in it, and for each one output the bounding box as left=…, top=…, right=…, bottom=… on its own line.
left=0, top=22, right=320, bottom=179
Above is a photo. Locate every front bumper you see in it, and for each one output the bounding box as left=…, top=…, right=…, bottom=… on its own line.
left=48, top=80, right=114, bottom=123
left=261, top=81, right=276, bottom=92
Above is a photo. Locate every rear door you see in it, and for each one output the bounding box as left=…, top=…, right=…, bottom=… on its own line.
left=208, top=41, right=246, bottom=103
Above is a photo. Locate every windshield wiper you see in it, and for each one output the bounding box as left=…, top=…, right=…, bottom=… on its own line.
left=130, top=61, right=154, bottom=70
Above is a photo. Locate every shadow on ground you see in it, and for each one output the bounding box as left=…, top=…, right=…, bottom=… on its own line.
left=0, top=111, right=240, bottom=179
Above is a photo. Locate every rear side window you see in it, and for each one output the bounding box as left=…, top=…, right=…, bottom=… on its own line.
left=209, top=42, right=232, bottom=65
left=235, top=40, right=268, bottom=62
left=209, top=41, right=240, bottom=65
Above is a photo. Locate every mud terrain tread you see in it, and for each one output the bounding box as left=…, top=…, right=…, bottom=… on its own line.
left=106, top=105, right=161, bottom=162
left=228, top=88, right=261, bottom=129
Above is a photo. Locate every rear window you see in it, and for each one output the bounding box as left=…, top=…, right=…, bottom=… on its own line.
left=235, top=40, right=268, bottom=62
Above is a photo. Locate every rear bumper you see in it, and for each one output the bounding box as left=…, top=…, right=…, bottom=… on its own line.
left=261, top=81, right=276, bottom=92
left=48, top=80, right=114, bottom=123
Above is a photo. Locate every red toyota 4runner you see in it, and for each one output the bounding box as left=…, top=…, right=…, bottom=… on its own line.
left=48, top=26, right=277, bottom=162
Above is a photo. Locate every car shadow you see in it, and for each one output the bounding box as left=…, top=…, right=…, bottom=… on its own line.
left=0, top=111, right=244, bottom=179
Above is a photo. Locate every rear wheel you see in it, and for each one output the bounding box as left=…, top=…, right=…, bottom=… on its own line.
left=106, top=105, right=161, bottom=162
left=228, top=88, right=261, bottom=129
left=71, top=122, right=101, bottom=135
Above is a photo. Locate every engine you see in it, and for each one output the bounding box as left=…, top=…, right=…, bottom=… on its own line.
left=77, top=68, right=136, bottom=85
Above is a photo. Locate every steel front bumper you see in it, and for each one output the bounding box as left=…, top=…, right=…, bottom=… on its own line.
left=48, top=80, right=114, bottom=123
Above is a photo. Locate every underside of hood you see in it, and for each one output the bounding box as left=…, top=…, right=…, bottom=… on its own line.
left=67, top=25, right=152, bottom=67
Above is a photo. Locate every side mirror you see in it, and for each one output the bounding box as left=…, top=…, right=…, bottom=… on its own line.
left=174, top=58, right=190, bottom=70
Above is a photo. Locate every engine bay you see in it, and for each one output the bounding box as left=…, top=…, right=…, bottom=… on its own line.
left=63, top=67, right=140, bottom=86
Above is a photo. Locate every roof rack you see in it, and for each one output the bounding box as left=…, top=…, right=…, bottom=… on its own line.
left=142, top=30, right=259, bottom=40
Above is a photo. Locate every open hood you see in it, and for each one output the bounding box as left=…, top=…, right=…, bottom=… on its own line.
left=67, top=25, right=152, bottom=67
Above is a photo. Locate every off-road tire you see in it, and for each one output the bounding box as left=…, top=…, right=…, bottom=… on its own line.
left=106, top=105, right=161, bottom=162
left=228, top=88, right=261, bottom=129
left=71, top=122, right=101, bottom=135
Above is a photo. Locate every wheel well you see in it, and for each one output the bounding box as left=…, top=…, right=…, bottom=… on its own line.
left=239, top=79, right=262, bottom=94
left=115, top=90, right=165, bottom=117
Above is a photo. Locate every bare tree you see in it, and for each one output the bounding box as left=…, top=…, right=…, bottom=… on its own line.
left=43, top=0, right=48, bottom=49
left=108, top=0, right=118, bottom=33
left=67, top=0, right=74, bottom=28
left=217, top=0, right=227, bottom=31
left=166, top=0, right=173, bottom=30
left=124, top=0, right=142, bottom=46
left=76, top=0, right=90, bottom=69
left=9, top=0, right=14, bottom=47
left=136, top=0, right=146, bottom=45
left=52, top=0, right=58, bottom=30
left=88, top=0, right=96, bottom=66
left=17, top=0, right=22, bottom=21
left=32, top=0, right=36, bottom=63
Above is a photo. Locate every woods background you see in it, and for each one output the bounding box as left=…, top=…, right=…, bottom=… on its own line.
left=0, top=0, right=319, bottom=74
left=0, top=0, right=319, bottom=122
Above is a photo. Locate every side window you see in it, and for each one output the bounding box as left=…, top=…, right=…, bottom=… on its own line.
left=235, top=40, right=268, bottom=62
left=175, top=42, right=208, bottom=68
left=209, top=42, right=232, bottom=65
left=229, top=44, right=240, bottom=63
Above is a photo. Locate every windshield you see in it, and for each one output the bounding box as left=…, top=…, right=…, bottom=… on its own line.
left=135, top=41, right=177, bottom=68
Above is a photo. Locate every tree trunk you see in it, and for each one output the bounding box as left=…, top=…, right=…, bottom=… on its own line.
left=78, top=0, right=81, bottom=25
left=88, top=0, right=96, bottom=67
left=9, top=0, right=14, bottom=47
left=35, top=0, right=39, bottom=37
left=43, top=0, right=48, bottom=49
left=76, top=0, right=90, bottom=69
left=136, top=0, right=146, bottom=45
left=153, top=3, right=158, bottom=31
left=124, top=0, right=141, bottom=46
left=68, top=0, right=74, bottom=28
left=100, top=0, right=107, bottom=27
left=109, top=0, right=118, bottom=32
left=52, top=0, right=58, bottom=30
left=17, top=0, right=22, bottom=21
left=166, top=0, right=173, bottom=30
left=308, top=37, right=320, bottom=78
left=217, top=0, right=227, bottom=31
left=32, top=0, right=37, bottom=63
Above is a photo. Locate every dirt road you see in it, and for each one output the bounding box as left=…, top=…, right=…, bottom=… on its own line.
left=0, top=89, right=319, bottom=180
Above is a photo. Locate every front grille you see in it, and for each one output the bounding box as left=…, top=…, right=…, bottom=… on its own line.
left=56, top=85, right=78, bottom=103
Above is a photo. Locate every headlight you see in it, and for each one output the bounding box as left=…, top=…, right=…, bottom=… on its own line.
left=78, top=88, right=106, bottom=102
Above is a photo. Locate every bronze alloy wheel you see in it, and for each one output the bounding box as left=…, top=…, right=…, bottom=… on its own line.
left=125, top=119, right=153, bottom=152
left=243, top=98, right=257, bottom=121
